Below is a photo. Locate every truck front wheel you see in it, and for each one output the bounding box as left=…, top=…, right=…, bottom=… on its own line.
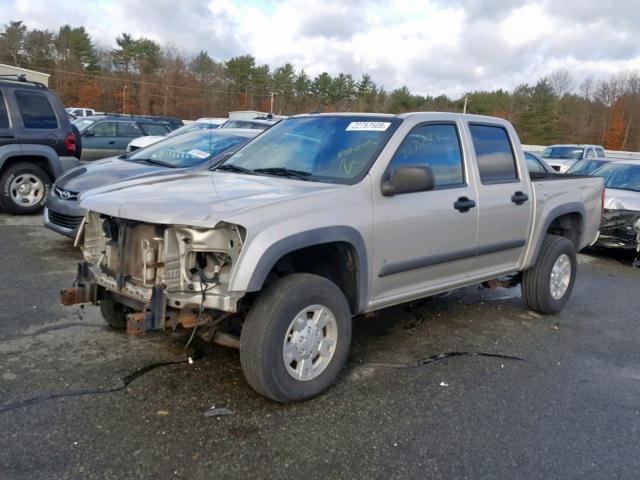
left=240, top=273, right=352, bottom=402
left=99, top=299, right=129, bottom=330
left=522, top=234, right=577, bottom=314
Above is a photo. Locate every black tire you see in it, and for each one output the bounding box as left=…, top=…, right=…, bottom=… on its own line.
left=522, top=234, right=577, bottom=314
left=100, top=299, right=128, bottom=330
left=0, top=162, right=51, bottom=215
left=240, top=273, right=352, bottom=402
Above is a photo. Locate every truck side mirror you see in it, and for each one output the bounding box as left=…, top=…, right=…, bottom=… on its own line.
left=83, top=130, right=95, bottom=137
left=381, top=165, right=435, bottom=196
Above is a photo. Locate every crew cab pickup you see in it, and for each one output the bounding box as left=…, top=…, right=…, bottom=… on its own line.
left=62, top=113, right=604, bottom=402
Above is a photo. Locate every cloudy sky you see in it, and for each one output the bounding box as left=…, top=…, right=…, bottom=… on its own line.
left=2, top=0, right=639, bottom=96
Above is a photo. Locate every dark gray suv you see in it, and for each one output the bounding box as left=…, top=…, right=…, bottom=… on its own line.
left=73, top=115, right=172, bottom=161
left=0, top=75, right=80, bottom=214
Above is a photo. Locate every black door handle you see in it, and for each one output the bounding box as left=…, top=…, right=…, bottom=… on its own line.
left=108, top=141, right=116, bottom=145
left=453, top=196, right=476, bottom=213
left=511, top=191, right=529, bottom=205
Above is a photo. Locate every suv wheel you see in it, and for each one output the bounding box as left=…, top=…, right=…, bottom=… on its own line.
left=240, top=273, right=352, bottom=402
left=522, top=234, right=577, bottom=314
left=0, top=162, right=51, bottom=215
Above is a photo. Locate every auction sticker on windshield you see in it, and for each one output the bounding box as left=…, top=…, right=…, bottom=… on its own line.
left=346, top=121, right=391, bottom=131
left=188, top=149, right=210, bottom=159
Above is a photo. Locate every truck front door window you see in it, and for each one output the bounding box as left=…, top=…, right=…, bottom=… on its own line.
left=389, top=124, right=464, bottom=189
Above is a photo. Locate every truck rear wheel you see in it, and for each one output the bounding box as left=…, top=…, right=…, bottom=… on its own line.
left=522, top=234, right=577, bottom=314
left=99, top=299, right=128, bottom=330
left=240, top=273, right=352, bottom=402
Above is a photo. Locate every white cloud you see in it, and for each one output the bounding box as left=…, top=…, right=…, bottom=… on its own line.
left=500, top=4, right=554, bottom=47
left=1, top=0, right=639, bottom=97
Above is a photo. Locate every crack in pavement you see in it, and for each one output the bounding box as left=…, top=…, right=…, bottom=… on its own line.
left=0, top=350, right=523, bottom=413
left=353, top=351, right=525, bottom=369
left=0, top=322, right=105, bottom=341
left=0, top=351, right=204, bottom=414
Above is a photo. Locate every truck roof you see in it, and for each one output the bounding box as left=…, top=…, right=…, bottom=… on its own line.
left=291, top=111, right=513, bottom=124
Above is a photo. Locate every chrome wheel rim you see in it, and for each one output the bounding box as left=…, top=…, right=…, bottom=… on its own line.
left=9, top=174, right=45, bottom=207
left=283, top=304, right=338, bottom=381
left=550, top=254, right=571, bottom=300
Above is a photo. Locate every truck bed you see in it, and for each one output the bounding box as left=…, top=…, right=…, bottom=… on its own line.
left=521, top=174, right=603, bottom=269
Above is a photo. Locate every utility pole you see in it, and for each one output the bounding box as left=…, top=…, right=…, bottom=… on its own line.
left=463, top=96, right=469, bottom=114
left=122, top=85, right=127, bottom=114
left=269, top=92, right=275, bottom=114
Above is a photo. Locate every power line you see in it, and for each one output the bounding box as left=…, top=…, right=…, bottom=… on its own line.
left=17, top=62, right=274, bottom=97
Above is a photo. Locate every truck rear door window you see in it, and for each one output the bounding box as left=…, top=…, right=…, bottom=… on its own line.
left=469, top=124, right=518, bottom=184
left=596, top=147, right=606, bottom=158
left=15, top=91, right=58, bottom=129
left=389, top=123, right=464, bottom=188
left=0, top=91, right=9, bottom=128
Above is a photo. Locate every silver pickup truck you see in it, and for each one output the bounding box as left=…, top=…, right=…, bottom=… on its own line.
left=62, top=113, right=604, bottom=402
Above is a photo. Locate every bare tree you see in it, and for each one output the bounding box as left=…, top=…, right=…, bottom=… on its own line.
left=549, top=69, right=574, bottom=98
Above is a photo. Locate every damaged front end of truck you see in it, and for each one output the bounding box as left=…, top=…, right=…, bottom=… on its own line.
left=61, top=211, right=247, bottom=345
left=596, top=209, right=640, bottom=267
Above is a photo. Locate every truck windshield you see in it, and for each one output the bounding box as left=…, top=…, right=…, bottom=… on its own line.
left=128, top=130, right=251, bottom=168
left=593, top=163, right=640, bottom=192
left=541, top=146, right=584, bottom=160
left=217, top=116, right=400, bottom=184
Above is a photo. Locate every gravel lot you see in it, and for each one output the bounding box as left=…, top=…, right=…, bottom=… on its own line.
left=1, top=212, right=639, bottom=479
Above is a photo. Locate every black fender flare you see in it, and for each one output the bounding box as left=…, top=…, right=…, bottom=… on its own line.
left=245, top=226, right=369, bottom=313
left=530, top=202, right=586, bottom=265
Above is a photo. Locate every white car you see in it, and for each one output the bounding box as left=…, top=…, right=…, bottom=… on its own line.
left=65, top=107, right=96, bottom=117
left=127, top=118, right=228, bottom=152
left=540, top=144, right=606, bottom=173
left=196, top=117, right=227, bottom=126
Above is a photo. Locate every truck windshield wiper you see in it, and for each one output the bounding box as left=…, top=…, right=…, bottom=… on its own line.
left=132, top=158, right=177, bottom=168
left=253, top=167, right=313, bottom=181
left=215, top=164, right=257, bottom=175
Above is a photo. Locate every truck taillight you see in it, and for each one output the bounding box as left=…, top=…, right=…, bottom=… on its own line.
left=65, top=132, right=76, bottom=154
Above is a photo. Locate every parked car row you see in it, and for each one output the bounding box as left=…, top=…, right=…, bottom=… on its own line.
left=0, top=75, right=279, bottom=216
left=127, top=117, right=228, bottom=152
left=72, top=115, right=174, bottom=161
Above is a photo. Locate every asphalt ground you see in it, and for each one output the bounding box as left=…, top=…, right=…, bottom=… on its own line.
left=1, top=212, right=639, bottom=479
